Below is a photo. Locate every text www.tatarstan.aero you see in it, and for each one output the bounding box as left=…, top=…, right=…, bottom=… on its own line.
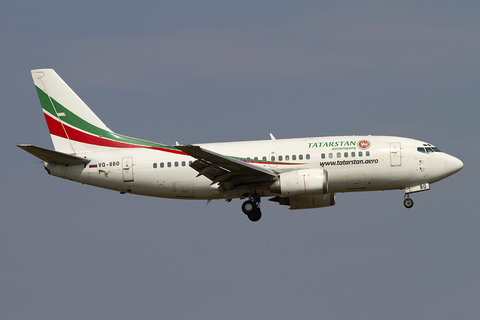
left=319, top=159, right=379, bottom=168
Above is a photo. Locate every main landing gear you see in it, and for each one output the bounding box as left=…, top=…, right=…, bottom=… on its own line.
left=242, top=197, right=262, bottom=222
left=404, top=194, right=414, bottom=209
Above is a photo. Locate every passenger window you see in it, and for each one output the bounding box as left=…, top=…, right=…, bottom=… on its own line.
left=337, top=153, right=341, bottom=158
left=359, top=151, right=363, bottom=157
left=174, top=161, right=179, bottom=167
left=306, top=154, right=310, bottom=160
left=254, top=157, right=258, bottom=162
left=182, top=161, right=186, bottom=166
left=292, top=155, right=296, bottom=160
left=189, top=161, right=193, bottom=165
left=299, top=155, right=303, bottom=160
left=167, top=162, right=171, bottom=167
left=153, top=163, right=157, bottom=168
left=366, top=151, right=370, bottom=156
left=285, top=155, right=289, bottom=161
left=329, top=153, right=333, bottom=159
left=160, top=162, right=164, bottom=168
left=262, top=156, right=267, bottom=162
left=271, top=156, right=276, bottom=162
left=321, top=153, right=325, bottom=159
left=278, top=156, right=283, bottom=161
left=247, top=157, right=251, bottom=162
left=351, top=152, right=355, bottom=157
left=344, top=152, right=348, bottom=158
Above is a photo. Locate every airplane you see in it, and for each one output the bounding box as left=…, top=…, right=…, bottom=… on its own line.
left=18, top=69, right=464, bottom=222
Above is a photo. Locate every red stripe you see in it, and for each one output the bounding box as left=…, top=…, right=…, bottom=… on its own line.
left=44, top=113, right=68, bottom=139
left=44, top=112, right=187, bottom=155
left=43, top=113, right=300, bottom=162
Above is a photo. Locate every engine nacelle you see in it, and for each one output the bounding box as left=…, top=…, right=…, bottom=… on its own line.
left=289, top=194, right=336, bottom=210
left=269, top=193, right=336, bottom=209
left=270, top=169, right=329, bottom=196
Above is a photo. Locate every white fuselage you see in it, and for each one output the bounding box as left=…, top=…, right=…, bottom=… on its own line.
left=44, top=135, right=462, bottom=200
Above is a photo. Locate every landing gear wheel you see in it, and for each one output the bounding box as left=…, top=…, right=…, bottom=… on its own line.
left=248, top=209, right=262, bottom=222
left=404, top=198, right=414, bottom=209
left=242, top=199, right=262, bottom=222
left=242, top=200, right=256, bottom=215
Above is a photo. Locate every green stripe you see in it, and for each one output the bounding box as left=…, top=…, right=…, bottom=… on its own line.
left=36, top=86, right=179, bottom=150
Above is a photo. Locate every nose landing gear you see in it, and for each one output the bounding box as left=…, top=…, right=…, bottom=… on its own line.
left=404, top=194, right=414, bottom=208
left=403, top=183, right=430, bottom=209
left=242, top=197, right=262, bottom=222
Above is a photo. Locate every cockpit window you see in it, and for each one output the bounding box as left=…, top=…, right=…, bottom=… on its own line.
left=418, top=145, right=442, bottom=153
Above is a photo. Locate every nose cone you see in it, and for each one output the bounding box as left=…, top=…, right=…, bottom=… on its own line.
left=445, top=154, right=464, bottom=177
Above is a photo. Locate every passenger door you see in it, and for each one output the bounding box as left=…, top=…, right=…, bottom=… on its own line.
left=390, top=142, right=402, bottom=166
left=122, top=157, right=134, bottom=182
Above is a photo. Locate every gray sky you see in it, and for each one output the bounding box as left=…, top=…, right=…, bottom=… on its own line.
left=2, top=1, right=479, bottom=319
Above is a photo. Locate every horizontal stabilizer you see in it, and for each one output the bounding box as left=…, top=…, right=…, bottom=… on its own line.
left=17, top=144, right=90, bottom=165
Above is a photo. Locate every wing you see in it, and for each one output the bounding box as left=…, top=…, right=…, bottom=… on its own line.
left=176, top=145, right=277, bottom=193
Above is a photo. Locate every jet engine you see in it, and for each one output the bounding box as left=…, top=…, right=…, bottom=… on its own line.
left=270, top=169, right=329, bottom=196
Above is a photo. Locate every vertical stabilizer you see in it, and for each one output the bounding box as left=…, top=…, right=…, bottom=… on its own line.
left=32, top=69, right=113, bottom=154
left=31, top=68, right=182, bottom=155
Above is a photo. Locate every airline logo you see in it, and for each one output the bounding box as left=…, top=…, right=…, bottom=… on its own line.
left=357, top=140, right=371, bottom=150
left=308, top=139, right=372, bottom=151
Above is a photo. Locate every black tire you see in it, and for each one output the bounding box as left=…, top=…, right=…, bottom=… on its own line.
left=404, top=198, right=414, bottom=209
left=242, top=200, right=256, bottom=215
left=248, top=209, right=262, bottom=222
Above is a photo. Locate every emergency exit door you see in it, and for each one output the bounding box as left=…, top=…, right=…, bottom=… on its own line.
left=122, top=157, right=134, bottom=182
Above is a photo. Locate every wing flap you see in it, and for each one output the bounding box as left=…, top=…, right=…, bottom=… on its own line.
left=189, top=158, right=230, bottom=181
left=17, top=144, right=90, bottom=165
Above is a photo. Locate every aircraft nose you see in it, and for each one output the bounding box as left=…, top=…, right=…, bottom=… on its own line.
left=445, top=154, right=463, bottom=176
